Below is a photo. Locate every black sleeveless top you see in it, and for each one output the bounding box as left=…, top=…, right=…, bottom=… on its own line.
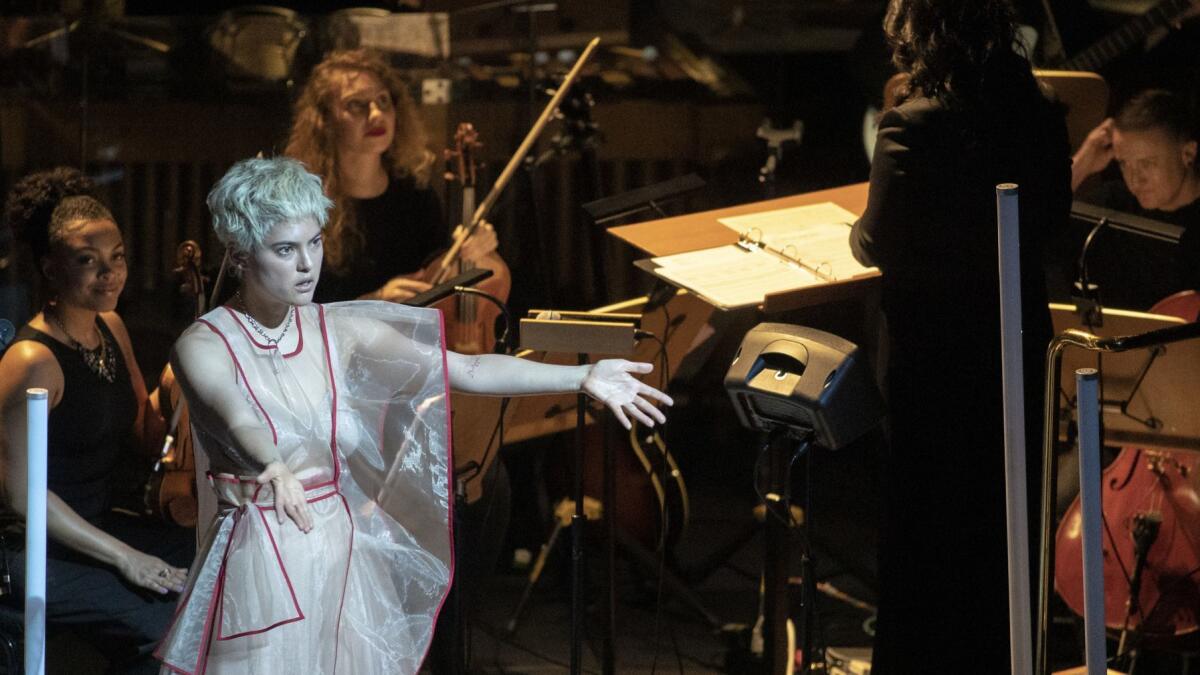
left=12, top=318, right=136, bottom=522
left=314, top=176, right=446, bottom=303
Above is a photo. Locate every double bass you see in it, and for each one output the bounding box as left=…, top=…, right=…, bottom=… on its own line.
left=1055, top=290, right=1200, bottom=653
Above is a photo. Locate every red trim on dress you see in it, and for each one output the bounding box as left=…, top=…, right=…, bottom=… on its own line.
left=198, top=318, right=279, bottom=446
left=216, top=506, right=306, bottom=640
left=417, top=307, right=457, bottom=672
left=221, top=305, right=305, bottom=358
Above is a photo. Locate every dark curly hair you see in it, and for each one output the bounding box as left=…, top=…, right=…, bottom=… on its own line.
left=4, top=167, right=99, bottom=263
left=884, top=0, right=1021, bottom=105
left=3, top=167, right=101, bottom=309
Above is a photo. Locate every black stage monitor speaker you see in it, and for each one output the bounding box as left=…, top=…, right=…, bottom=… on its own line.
left=724, top=323, right=884, bottom=450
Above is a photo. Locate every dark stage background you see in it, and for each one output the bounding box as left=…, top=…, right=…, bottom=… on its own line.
left=8, top=0, right=1190, bottom=671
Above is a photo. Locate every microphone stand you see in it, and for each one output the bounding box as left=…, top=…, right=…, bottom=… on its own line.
left=756, top=120, right=803, bottom=200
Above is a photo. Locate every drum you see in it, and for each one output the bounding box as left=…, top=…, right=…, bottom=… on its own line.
left=319, top=7, right=391, bottom=55
left=208, top=5, right=307, bottom=88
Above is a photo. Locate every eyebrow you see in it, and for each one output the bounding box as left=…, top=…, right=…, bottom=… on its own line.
left=69, top=242, right=125, bottom=253
left=342, top=88, right=386, bottom=99
left=268, top=233, right=322, bottom=246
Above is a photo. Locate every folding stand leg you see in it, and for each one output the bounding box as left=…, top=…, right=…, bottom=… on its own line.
left=505, top=498, right=598, bottom=635
left=612, top=528, right=723, bottom=630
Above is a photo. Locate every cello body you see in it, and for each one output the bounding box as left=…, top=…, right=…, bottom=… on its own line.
left=432, top=255, right=511, bottom=354
left=1055, top=291, right=1200, bottom=646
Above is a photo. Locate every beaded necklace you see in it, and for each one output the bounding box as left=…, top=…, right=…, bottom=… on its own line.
left=47, top=309, right=117, bottom=383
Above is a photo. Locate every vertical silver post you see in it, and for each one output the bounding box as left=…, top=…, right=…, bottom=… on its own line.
left=997, top=183, right=1032, bottom=675
left=25, top=388, right=49, bottom=675
left=1075, top=368, right=1106, bottom=675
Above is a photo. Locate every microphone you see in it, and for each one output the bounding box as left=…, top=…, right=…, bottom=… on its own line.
left=402, top=268, right=493, bottom=308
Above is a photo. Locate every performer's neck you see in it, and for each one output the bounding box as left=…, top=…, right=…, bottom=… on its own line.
left=236, top=288, right=292, bottom=329
left=338, top=152, right=389, bottom=199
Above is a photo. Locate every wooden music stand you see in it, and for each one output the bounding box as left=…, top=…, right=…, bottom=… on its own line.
left=1034, top=71, right=1109, bottom=152
left=607, top=182, right=879, bottom=313
left=1050, top=303, right=1200, bottom=451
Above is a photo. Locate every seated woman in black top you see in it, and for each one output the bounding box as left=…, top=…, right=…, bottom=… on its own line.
left=1068, top=89, right=1200, bottom=309
left=285, top=48, right=509, bottom=305
left=0, top=171, right=192, bottom=675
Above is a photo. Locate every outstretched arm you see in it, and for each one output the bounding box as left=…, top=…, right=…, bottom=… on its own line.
left=172, top=328, right=314, bottom=533
left=445, top=352, right=672, bottom=430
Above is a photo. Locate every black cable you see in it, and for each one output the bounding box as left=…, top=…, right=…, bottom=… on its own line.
left=1075, top=218, right=1108, bottom=312
left=801, top=437, right=816, bottom=674
left=634, top=325, right=675, bottom=675
left=452, top=286, right=513, bottom=354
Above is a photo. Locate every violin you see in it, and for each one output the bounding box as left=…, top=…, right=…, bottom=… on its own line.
left=142, top=241, right=204, bottom=527
left=1055, top=290, right=1200, bottom=652
left=432, top=123, right=512, bottom=354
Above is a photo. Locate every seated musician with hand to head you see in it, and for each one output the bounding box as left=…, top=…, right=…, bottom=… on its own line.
left=155, top=156, right=670, bottom=674
left=1069, top=89, right=1200, bottom=309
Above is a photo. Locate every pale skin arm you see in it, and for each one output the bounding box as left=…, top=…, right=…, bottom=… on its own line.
left=172, top=329, right=314, bottom=533
left=0, top=340, right=185, bottom=594
left=445, top=352, right=672, bottom=430
left=1071, top=118, right=1115, bottom=192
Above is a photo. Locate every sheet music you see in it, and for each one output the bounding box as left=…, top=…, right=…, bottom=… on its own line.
left=719, top=203, right=875, bottom=280
left=651, top=244, right=821, bottom=309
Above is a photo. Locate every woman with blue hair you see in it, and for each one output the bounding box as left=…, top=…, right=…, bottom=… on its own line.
left=155, top=156, right=670, bottom=674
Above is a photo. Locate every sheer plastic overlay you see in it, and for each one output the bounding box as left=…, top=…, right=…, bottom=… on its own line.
left=157, top=301, right=453, bottom=675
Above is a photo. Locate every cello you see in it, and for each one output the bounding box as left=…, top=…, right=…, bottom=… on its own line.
left=1055, top=290, right=1200, bottom=653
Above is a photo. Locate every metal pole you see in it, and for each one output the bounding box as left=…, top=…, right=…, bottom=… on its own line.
left=25, top=388, right=48, bottom=675
left=571, top=353, right=587, bottom=675
left=996, top=183, right=1032, bottom=675
left=1074, top=369, right=1106, bottom=675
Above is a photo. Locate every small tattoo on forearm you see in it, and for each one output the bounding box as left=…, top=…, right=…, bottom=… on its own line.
left=466, top=356, right=482, bottom=378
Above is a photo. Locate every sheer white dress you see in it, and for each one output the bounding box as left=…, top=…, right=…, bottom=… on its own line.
left=156, top=301, right=453, bottom=675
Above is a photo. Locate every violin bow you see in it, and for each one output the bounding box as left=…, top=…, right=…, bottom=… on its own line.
left=432, top=36, right=601, bottom=284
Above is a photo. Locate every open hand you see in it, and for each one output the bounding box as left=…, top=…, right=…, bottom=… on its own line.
left=581, top=359, right=673, bottom=430
left=119, top=548, right=187, bottom=594
left=455, top=222, right=499, bottom=264
left=257, top=461, right=313, bottom=533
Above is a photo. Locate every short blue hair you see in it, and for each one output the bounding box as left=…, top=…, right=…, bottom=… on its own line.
left=208, top=157, right=333, bottom=253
